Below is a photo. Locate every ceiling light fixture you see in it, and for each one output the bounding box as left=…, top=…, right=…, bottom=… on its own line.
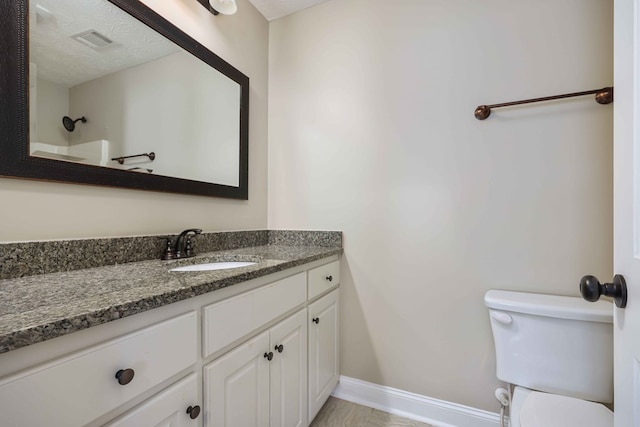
left=196, top=0, right=237, bottom=16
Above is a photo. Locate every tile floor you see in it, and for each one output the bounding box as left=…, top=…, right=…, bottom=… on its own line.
left=310, top=397, right=434, bottom=427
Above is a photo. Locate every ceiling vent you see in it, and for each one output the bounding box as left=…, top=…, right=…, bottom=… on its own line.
left=71, top=30, right=115, bottom=50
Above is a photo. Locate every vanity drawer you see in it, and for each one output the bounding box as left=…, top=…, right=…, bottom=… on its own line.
left=308, top=260, right=340, bottom=300
left=203, top=272, right=306, bottom=358
left=104, top=373, right=199, bottom=427
left=0, top=311, right=197, bottom=427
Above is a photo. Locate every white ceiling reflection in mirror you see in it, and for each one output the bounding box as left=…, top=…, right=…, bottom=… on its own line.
left=28, top=0, right=242, bottom=187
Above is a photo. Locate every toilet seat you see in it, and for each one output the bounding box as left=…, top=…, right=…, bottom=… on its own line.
left=517, top=389, right=613, bottom=427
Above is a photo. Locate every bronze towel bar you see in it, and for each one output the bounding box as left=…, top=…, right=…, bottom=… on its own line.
left=474, top=87, right=613, bottom=120
left=111, top=152, right=156, bottom=164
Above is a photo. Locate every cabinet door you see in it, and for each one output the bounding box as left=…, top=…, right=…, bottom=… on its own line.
left=270, top=309, right=308, bottom=427
left=307, top=289, right=340, bottom=421
left=204, top=331, right=270, bottom=427
left=105, top=374, right=200, bottom=427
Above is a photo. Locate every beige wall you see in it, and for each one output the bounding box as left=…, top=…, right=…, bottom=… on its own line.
left=268, top=0, right=613, bottom=412
left=0, top=0, right=269, bottom=242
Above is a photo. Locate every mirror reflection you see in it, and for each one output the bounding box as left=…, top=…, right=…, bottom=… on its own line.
left=28, top=0, right=241, bottom=186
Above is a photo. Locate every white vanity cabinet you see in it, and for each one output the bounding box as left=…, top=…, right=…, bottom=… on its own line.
left=202, top=259, right=341, bottom=427
left=204, top=309, right=308, bottom=427
left=0, top=255, right=340, bottom=427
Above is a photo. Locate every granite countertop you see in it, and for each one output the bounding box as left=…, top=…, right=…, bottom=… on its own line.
left=0, top=244, right=342, bottom=354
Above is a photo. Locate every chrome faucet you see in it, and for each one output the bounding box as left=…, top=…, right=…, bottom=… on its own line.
left=161, top=228, right=202, bottom=260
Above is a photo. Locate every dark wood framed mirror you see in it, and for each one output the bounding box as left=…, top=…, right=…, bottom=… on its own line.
left=0, top=0, right=249, bottom=199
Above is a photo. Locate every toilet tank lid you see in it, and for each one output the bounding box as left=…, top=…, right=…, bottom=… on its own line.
left=484, top=290, right=612, bottom=323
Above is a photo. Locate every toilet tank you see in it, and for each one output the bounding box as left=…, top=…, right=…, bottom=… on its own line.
left=485, top=290, right=613, bottom=403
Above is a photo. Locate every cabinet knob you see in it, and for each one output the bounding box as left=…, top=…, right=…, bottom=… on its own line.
left=264, top=351, right=274, bottom=361
left=326, top=275, right=333, bottom=282
left=115, top=368, right=135, bottom=385
left=275, top=344, right=284, bottom=353
left=186, top=405, right=201, bottom=420
left=312, top=317, right=320, bottom=324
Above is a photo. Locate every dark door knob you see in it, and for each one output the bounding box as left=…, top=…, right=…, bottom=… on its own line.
left=186, top=405, right=201, bottom=419
left=115, top=368, right=135, bottom=385
left=580, top=274, right=627, bottom=308
left=275, top=344, right=284, bottom=353
left=264, top=352, right=273, bottom=361
left=312, top=317, right=320, bottom=324
left=326, top=275, right=333, bottom=282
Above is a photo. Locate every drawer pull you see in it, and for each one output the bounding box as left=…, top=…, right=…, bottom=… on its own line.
left=264, top=352, right=274, bottom=361
left=115, top=368, right=135, bottom=385
left=275, top=344, right=284, bottom=353
left=326, top=275, right=333, bottom=282
left=186, top=405, right=201, bottom=420
left=312, top=317, right=320, bottom=324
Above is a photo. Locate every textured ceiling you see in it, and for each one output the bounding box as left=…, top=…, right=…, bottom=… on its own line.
left=247, top=0, right=332, bottom=21
left=30, top=0, right=178, bottom=87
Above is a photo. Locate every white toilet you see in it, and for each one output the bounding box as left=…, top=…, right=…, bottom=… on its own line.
left=484, top=290, right=614, bottom=427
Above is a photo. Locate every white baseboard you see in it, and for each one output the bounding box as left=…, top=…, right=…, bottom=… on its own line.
left=332, top=376, right=504, bottom=427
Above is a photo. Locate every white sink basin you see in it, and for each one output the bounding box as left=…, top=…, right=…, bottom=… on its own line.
left=170, top=261, right=257, bottom=272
